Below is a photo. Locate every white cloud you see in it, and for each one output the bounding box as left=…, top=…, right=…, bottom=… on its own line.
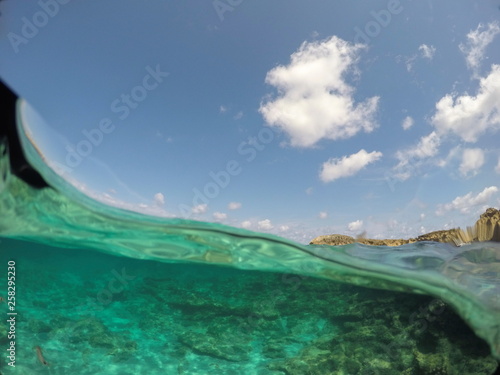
left=397, top=45, right=435, bottom=72
left=401, top=116, right=414, bottom=130
left=154, top=192, right=165, bottom=206
left=192, top=204, right=208, bottom=214
left=348, top=220, right=363, bottom=231
left=435, top=145, right=461, bottom=168
left=459, top=21, right=500, bottom=76
left=496, top=158, right=500, bottom=174
left=257, top=219, right=274, bottom=230
left=393, top=131, right=441, bottom=180
left=320, top=149, right=382, bottom=183
left=241, top=220, right=252, bottom=229
left=228, top=202, right=242, bottom=210
left=219, top=105, right=228, bottom=113
left=431, top=65, right=500, bottom=142
left=436, top=186, right=498, bottom=215
left=319, top=211, right=328, bottom=219
left=407, top=131, right=441, bottom=159
left=259, top=36, right=379, bottom=148
left=403, top=55, right=417, bottom=72
left=213, top=212, right=227, bottom=221
left=279, top=225, right=290, bottom=232
left=50, top=175, right=174, bottom=218
left=459, top=148, right=485, bottom=177
left=233, top=111, right=243, bottom=120
left=419, top=44, right=436, bottom=60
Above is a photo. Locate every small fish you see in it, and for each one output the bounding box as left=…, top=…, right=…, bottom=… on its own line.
left=34, top=346, right=49, bottom=366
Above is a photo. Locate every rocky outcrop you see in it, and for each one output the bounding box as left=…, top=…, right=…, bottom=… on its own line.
left=415, top=229, right=464, bottom=244
left=311, top=235, right=413, bottom=246
left=358, top=238, right=414, bottom=246
left=310, top=208, right=500, bottom=246
left=472, top=207, right=500, bottom=242
left=310, top=234, right=356, bottom=246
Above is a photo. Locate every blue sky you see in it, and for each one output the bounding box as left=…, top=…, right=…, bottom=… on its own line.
left=1, top=0, right=500, bottom=243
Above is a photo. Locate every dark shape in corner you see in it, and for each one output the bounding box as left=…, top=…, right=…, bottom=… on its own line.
left=0, top=80, right=49, bottom=189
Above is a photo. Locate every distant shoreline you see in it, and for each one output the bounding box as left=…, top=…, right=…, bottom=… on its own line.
left=310, top=208, right=500, bottom=246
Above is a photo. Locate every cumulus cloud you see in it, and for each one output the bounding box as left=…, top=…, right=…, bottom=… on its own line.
left=431, top=65, right=500, bottom=142
left=398, top=131, right=441, bottom=160
left=348, top=220, right=363, bottom=231
left=213, top=212, right=227, bottom=221
left=279, top=225, right=290, bottom=232
left=459, top=21, right=500, bottom=76
left=393, top=131, right=441, bottom=180
left=419, top=44, right=436, bottom=60
left=459, top=148, right=485, bottom=177
left=259, top=36, right=379, bottom=148
left=228, top=202, right=242, bottom=210
left=241, top=220, right=252, bottom=229
left=436, top=186, right=498, bottom=215
left=401, top=116, right=414, bottom=130
left=257, top=219, right=274, bottom=230
left=192, top=204, right=208, bottom=214
left=319, top=211, right=328, bottom=219
left=154, top=192, right=165, bottom=206
left=320, top=149, right=382, bottom=183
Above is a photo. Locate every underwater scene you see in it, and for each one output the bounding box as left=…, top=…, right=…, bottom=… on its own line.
left=0, top=237, right=498, bottom=375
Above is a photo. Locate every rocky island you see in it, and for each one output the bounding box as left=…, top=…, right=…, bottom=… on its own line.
left=310, top=207, right=500, bottom=246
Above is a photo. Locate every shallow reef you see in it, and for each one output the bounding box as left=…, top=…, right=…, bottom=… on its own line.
left=0, top=239, right=498, bottom=374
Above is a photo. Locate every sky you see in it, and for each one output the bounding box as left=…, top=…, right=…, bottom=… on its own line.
left=1, top=0, right=500, bottom=244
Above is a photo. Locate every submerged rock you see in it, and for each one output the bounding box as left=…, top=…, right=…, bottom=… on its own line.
left=310, top=208, right=500, bottom=246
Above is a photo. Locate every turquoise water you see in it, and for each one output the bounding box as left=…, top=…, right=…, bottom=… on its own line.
left=0, top=122, right=499, bottom=373
left=0, top=238, right=497, bottom=375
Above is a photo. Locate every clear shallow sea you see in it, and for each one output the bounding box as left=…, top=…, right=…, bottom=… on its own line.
left=0, top=238, right=497, bottom=375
